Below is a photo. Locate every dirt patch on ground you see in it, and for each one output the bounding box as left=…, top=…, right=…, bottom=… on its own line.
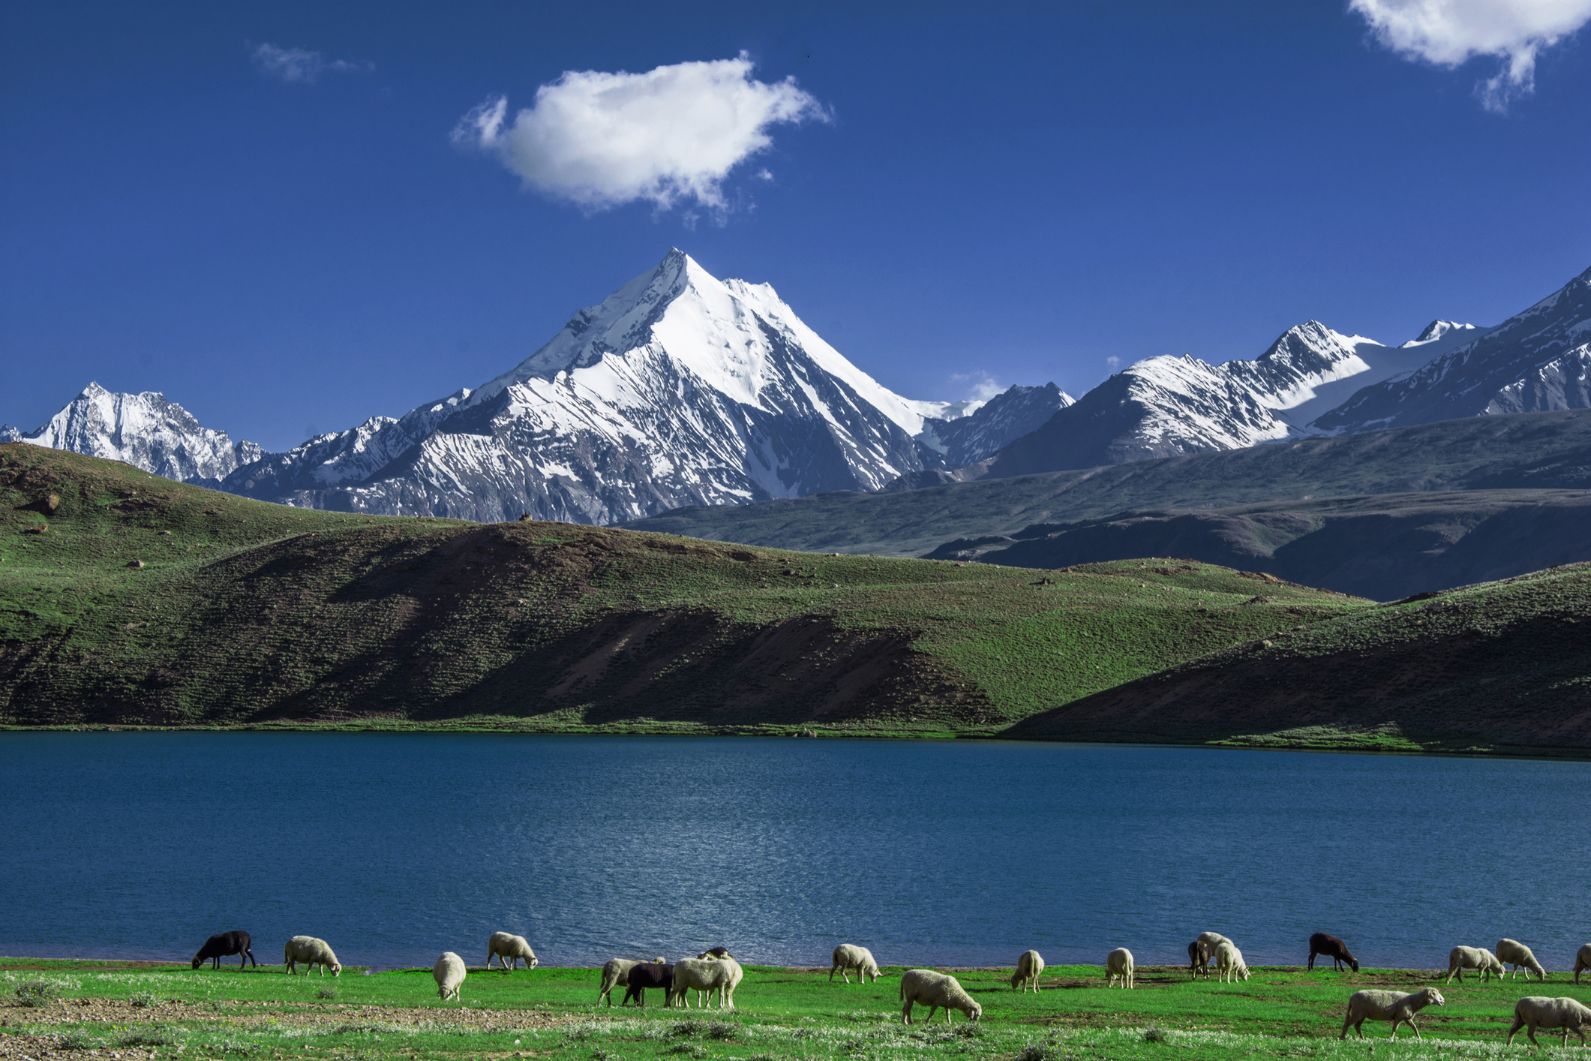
left=1, top=995, right=581, bottom=1032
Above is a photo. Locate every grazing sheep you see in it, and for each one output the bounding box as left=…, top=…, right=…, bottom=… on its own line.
left=192, top=930, right=255, bottom=971
left=1495, top=938, right=1546, bottom=980
left=1340, top=987, right=1445, bottom=1039
left=1106, top=947, right=1135, bottom=989
left=485, top=932, right=538, bottom=972
left=669, top=957, right=738, bottom=1010
left=1308, top=932, right=1359, bottom=972
left=1446, top=945, right=1504, bottom=983
left=1190, top=932, right=1230, bottom=977
left=284, top=936, right=341, bottom=977
left=1507, top=996, right=1591, bottom=1047
left=831, top=944, right=881, bottom=984
left=1010, top=949, right=1043, bottom=992
left=597, top=957, right=664, bottom=1007
left=1213, top=940, right=1250, bottom=983
left=899, top=969, right=981, bottom=1025
left=1577, top=943, right=1591, bottom=984
left=621, top=961, right=674, bottom=1007
left=433, top=952, right=465, bottom=1003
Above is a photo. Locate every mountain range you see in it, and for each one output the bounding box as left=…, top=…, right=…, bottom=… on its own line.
left=4, top=255, right=1589, bottom=533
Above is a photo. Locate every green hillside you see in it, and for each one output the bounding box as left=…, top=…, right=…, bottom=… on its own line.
left=0, top=443, right=1362, bottom=734
left=929, top=489, right=1591, bottom=600
left=1007, top=562, right=1591, bottom=754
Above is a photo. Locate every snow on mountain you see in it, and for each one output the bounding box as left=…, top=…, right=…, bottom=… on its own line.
left=223, top=250, right=1015, bottom=523
left=988, top=320, right=1419, bottom=476
left=0, top=383, right=261, bottom=484
left=916, top=384, right=1075, bottom=467
left=1317, top=266, right=1591, bottom=432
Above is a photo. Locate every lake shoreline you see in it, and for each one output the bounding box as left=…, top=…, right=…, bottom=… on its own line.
left=2, top=720, right=1585, bottom=762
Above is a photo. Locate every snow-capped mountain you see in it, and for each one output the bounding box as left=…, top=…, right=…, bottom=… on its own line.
left=0, top=382, right=261, bottom=485
left=221, top=250, right=1032, bottom=523
left=919, top=383, right=1074, bottom=467
left=986, top=318, right=1484, bottom=477
left=1317, top=266, right=1591, bottom=432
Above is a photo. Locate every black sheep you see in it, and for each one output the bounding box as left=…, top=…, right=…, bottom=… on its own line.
left=622, top=961, right=674, bottom=1007
left=192, top=930, right=256, bottom=970
left=1187, top=940, right=1211, bottom=979
left=1308, top=932, right=1360, bottom=972
left=698, top=946, right=732, bottom=959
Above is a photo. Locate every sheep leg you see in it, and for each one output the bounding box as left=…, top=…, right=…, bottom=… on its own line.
left=1308, top=953, right=1316, bottom=971
left=1507, top=1017, right=1523, bottom=1045
left=1527, top=1026, right=1541, bottom=1046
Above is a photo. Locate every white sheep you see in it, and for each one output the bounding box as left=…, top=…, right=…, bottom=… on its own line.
left=1010, top=949, right=1043, bottom=992
left=1507, top=996, right=1591, bottom=1047
left=669, top=957, right=738, bottom=1010
left=831, top=944, right=881, bottom=984
left=1577, top=943, right=1591, bottom=984
left=899, top=969, right=981, bottom=1024
left=1213, top=940, right=1250, bottom=983
left=597, top=957, right=664, bottom=1007
left=283, top=935, right=341, bottom=977
left=1446, top=945, right=1504, bottom=982
left=690, top=951, right=743, bottom=1009
left=1339, top=987, right=1445, bottom=1039
left=1106, top=947, right=1135, bottom=989
left=1495, top=937, right=1546, bottom=980
left=433, top=951, right=465, bottom=1002
left=1191, top=932, right=1231, bottom=977
left=485, top=931, right=538, bottom=971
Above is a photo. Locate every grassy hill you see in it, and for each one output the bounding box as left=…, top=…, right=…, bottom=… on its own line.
left=628, top=410, right=1591, bottom=561
left=0, top=443, right=1362, bottom=735
left=927, top=489, right=1591, bottom=600
left=1007, top=562, right=1591, bottom=754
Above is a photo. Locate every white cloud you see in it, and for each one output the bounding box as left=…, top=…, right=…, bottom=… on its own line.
left=1349, top=0, right=1591, bottom=111
left=950, top=372, right=1006, bottom=402
left=452, top=53, right=827, bottom=212
left=251, top=42, right=374, bottom=85
left=1105, top=355, right=1121, bottom=372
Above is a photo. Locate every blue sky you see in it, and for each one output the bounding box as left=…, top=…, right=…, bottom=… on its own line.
left=2, top=1, right=1589, bottom=449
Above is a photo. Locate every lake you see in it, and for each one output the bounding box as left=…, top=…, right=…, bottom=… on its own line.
left=1, top=733, right=1585, bottom=972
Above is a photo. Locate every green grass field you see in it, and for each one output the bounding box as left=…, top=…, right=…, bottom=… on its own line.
left=3, top=958, right=1587, bottom=1058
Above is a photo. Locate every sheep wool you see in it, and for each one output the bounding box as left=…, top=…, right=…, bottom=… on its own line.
left=1508, top=996, right=1591, bottom=1047
left=433, top=952, right=466, bottom=1003
left=1106, top=947, right=1135, bottom=989
left=1340, top=988, right=1445, bottom=1040
left=830, top=944, right=881, bottom=984
left=283, top=936, right=341, bottom=977
left=899, top=969, right=982, bottom=1025
left=1010, top=950, right=1044, bottom=992
left=1495, top=938, right=1546, bottom=980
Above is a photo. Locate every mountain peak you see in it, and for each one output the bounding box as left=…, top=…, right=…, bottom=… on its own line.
left=1409, top=320, right=1477, bottom=345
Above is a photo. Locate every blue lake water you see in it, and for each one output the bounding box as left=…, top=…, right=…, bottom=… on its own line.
left=0, top=733, right=1586, bottom=972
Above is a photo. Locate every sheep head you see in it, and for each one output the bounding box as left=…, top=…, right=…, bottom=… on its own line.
left=1348, top=958, right=1360, bottom=972
left=967, top=1000, right=983, bottom=1021
left=1419, top=988, right=1445, bottom=1007
left=190, top=955, right=204, bottom=970
left=330, top=963, right=343, bottom=977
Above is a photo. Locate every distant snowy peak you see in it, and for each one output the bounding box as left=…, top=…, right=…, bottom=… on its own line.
left=990, top=320, right=1418, bottom=476
left=477, top=248, right=932, bottom=436
left=1319, top=265, right=1591, bottom=432
left=921, top=384, right=1075, bottom=466
left=1406, top=320, right=1478, bottom=347
left=223, top=250, right=1009, bottom=523
left=3, top=382, right=260, bottom=484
